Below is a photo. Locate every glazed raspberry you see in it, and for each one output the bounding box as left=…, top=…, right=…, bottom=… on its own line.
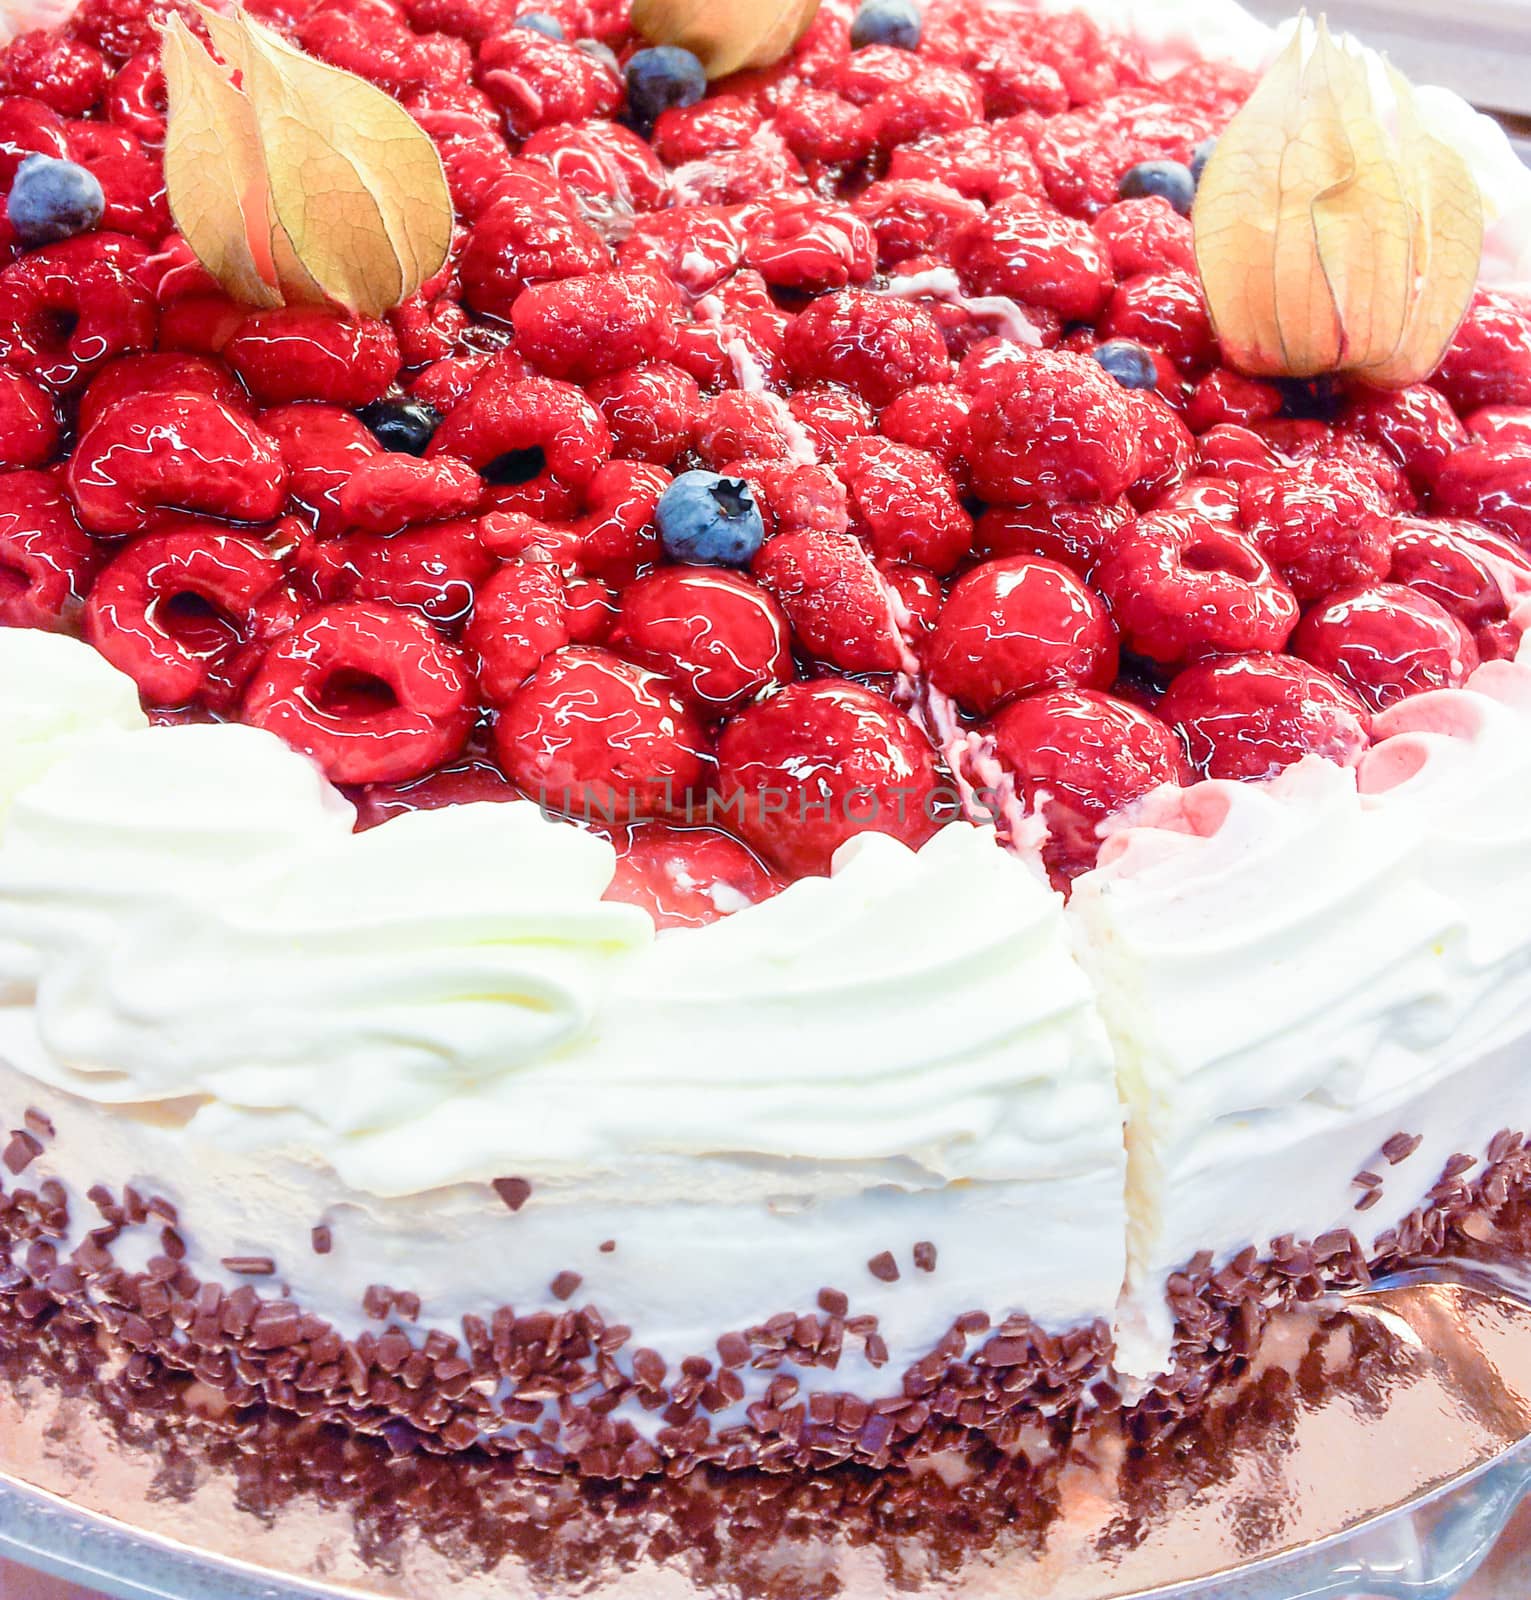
left=156, top=293, right=246, bottom=357
left=964, top=349, right=1140, bottom=504
left=610, top=567, right=793, bottom=713
left=494, top=645, right=709, bottom=820
left=465, top=562, right=569, bottom=702
left=411, top=111, right=516, bottom=221
left=1434, top=291, right=1531, bottom=413
left=973, top=499, right=1130, bottom=577
left=0, top=468, right=98, bottom=628
left=587, top=362, right=700, bottom=466
left=459, top=186, right=611, bottom=321
left=877, top=382, right=970, bottom=474
left=1094, top=511, right=1299, bottom=666
left=953, top=199, right=1112, bottom=322
left=296, top=8, right=429, bottom=96
left=603, top=824, right=783, bottom=930
left=305, top=521, right=493, bottom=629
left=1153, top=475, right=1242, bottom=523
left=926, top=555, right=1117, bottom=714
left=697, top=391, right=806, bottom=469
left=69, top=391, right=286, bottom=535
left=476, top=29, right=621, bottom=138
left=728, top=459, right=849, bottom=540
left=1387, top=517, right=1531, bottom=629
left=1185, top=369, right=1283, bottom=433
left=387, top=292, right=467, bottom=369
left=887, top=122, right=1044, bottom=205
left=715, top=680, right=941, bottom=878
left=1123, top=389, right=1196, bottom=508
left=1157, top=653, right=1371, bottom=782
left=832, top=41, right=920, bottom=105
left=1097, top=270, right=1216, bottom=372
left=1032, top=95, right=1209, bottom=218
left=104, top=51, right=166, bottom=142
left=222, top=309, right=401, bottom=409
left=410, top=353, right=493, bottom=418
left=883, top=560, right=942, bottom=639
left=77, top=138, right=168, bottom=242
left=1293, top=584, right=1479, bottom=713
left=1342, top=384, right=1468, bottom=491
left=84, top=527, right=298, bottom=708
left=841, top=436, right=972, bottom=574
left=742, top=201, right=876, bottom=294
left=784, top=384, right=874, bottom=463
left=990, top=688, right=1188, bottom=881
left=521, top=120, right=669, bottom=213
left=334, top=454, right=482, bottom=534
left=1090, top=197, right=1195, bottom=278
left=0, top=96, right=68, bottom=185
left=753, top=527, right=906, bottom=674
left=511, top=271, right=679, bottom=382
left=872, top=64, right=984, bottom=151
left=852, top=179, right=981, bottom=271
left=563, top=572, right=617, bottom=643
left=77, top=352, right=245, bottom=432
left=1196, top=422, right=1283, bottom=483
left=574, top=460, right=669, bottom=583
left=0, top=364, right=58, bottom=466
left=0, top=232, right=153, bottom=390
left=1432, top=440, right=1531, bottom=546
left=650, top=93, right=761, bottom=165
left=619, top=204, right=754, bottom=298
left=429, top=368, right=610, bottom=518
left=244, top=601, right=473, bottom=785
left=0, top=31, right=108, bottom=116
left=1466, top=405, right=1531, bottom=450
left=1238, top=461, right=1395, bottom=602
left=262, top=403, right=380, bottom=538
left=772, top=87, right=875, bottom=169
left=783, top=288, right=949, bottom=408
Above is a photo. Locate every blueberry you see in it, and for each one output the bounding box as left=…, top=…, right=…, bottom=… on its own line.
left=1117, top=159, right=1197, bottom=217
left=1092, top=340, right=1158, bottom=391
left=1189, top=137, right=1217, bottom=183
left=625, top=45, right=707, bottom=135
left=656, top=471, right=765, bottom=567
left=512, top=10, right=565, bottom=37
left=358, top=399, right=442, bottom=455
left=850, top=0, right=922, bottom=49
left=7, top=154, right=103, bottom=246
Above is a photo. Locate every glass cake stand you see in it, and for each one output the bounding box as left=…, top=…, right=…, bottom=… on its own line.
left=6, top=1268, right=1531, bottom=1600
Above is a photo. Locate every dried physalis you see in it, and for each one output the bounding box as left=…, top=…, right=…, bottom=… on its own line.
left=161, top=6, right=452, bottom=318
left=630, top=0, right=820, bottom=78
left=1194, top=19, right=1483, bottom=390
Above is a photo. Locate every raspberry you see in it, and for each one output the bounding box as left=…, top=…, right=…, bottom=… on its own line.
left=715, top=680, right=941, bottom=878
left=651, top=93, right=762, bottom=165
left=883, top=559, right=942, bottom=639
left=388, top=292, right=468, bottom=369
left=0, top=232, right=153, bottom=391
left=1154, top=475, right=1242, bottom=523
left=78, top=351, right=245, bottom=431
left=1097, top=270, right=1216, bottom=372
left=1466, top=405, right=1531, bottom=450
left=667, top=131, right=808, bottom=207
left=852, top=178, right=982, bottom=271
left=887, top=122, right=1044, bottom=205
left=0, top=363, right=58, bottom=467
left=429, top=368, right=610, bottom=516
left=1123, top=389, right=1196, bottom=509
left=413, top=111, right=518, bottom=221
left=1185, top=369, right=1283, bottom=433
left=587, top=361, right=700, bottom=465
left=493, top=645, right=709, bottom=820
left=1432, top=440, right=1531, bottom=546
left=1342, top=384, right=1468, bottom=491
left=618, top=203, right=755, bottom=297
left=459, top=185, right=611, bottom=321
left=575, top=459, right=670, bottom=582
left=223, top=310, right=401, bottom=409
left=785, top=384, right=874, bottom=462
left=927, top=555, right=1117, bottom=715
left=296, top=8, right=429, bottom=96
left=771, top=88, right=875, bottom=169
left=953, top=198, right=1112, bottom=322
left=106, top=51, right=166, bottom=143
left=964, top=349, right=1140, bottom=504
left=973, top=499, right=1130, bottom=577
left=784, top=288, right=949, bottom=408
left=728, top=459, right=848, bottom=540
left=156, top=294, right=246, bottom=357
left=511, top=271, right=679, bottom=382
left=1237, top=460, right=1395, bottom=602
left=305, top=520, right=494, bottom=629
left=563, top=572, right=617, bottom=643
left=0, top=31, right=108, bottom=116
left=0, top=467, right=98, bottom=628
left=832, top=42, right=920, bottom=105
left=1094, top=511, right=1299, bottom=666
left=753, top=527, right=905, bottom=674
left=69, top=391, right=286, bottom=535
left=84, top=527, right=297, bottom=708
left=1434, top=291, right=1531, bottom=413
left=990, top=688, right=1187, bottom=882
left=401, top=0, right=518, bottom=42
left=610, top=567, right=793, bottom=712
left=841, top=436, right=972, bottom=573
left=335, top=453, right=482, bottom=534
left=69, top=0, right=198, bottom=64
left=0, top=95, right=68, bottom=187
left=466, top=561, right=569, bottom=701
left=872, top=64, right=984, bottom=151
left=603, top=825, right=782, bottom=930
left=263, top=403, right=381, bottom=538
left=1090, top=196, right=1195, bottom=278
left=1293, top=584, right=1479, bottom=713
left=936, top=33, right=1068, bottom=117
left=1032, top=95, right=1208, bottom=218
left=244, top=601, right=473, bottom=784
left=476, top=30, right=622, bottom=139
left=1387, top=516, right=1531, bottom=629
left=521, top=120, right=669, bottom=213
left=1158, top=653, right=1371, bottom=782
left=878, top=382, right=971, bottom=472
left=1197, top=422, right=1283, bottom=483
left=742, top=200, right=876, bottom=294
left=697, top=391, right=806, bottom=468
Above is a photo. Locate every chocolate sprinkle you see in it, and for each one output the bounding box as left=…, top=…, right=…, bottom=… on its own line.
left=492, top=1177, right=532, bottom=1213
left=867, top=1251, right=899, bottom=1283
left=22, top=1109, right=54, bottom=1141
left=1381, top=1132, right=1423, bottom=1165
left=311, top=1225, right=333, bottom=1256
left=220, top=1256, right=276, bottom=1277
left=3, top=1132, right=42, bottom=1176
left=550, top=1271, right=582, bottom=1302
left=913, top=1241, right=938, bottom=1273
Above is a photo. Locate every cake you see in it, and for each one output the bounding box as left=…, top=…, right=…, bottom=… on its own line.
left=3, top=0, right=1531, bottom=1489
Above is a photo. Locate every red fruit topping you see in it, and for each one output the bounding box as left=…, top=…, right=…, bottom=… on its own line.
left=68, top=391, right=286, bottom=535
left=77, top=351, right=245, bottom=431
left=0, top=95, right=69, bottom=186
left=715, top=680, right=941, bottom=878
left=927, top=555, right=1118, bottom=714
left=459, top=185, right=611, bottom=320
left=336, top=453, right=482, bottom=534
left=1184, top=369, right=1283, bottom=433
left=772, top=87, right=875, bottom=170
left=0, top=30, right=108, bottom=116
left=879, top=381, right=972, bottom=471
left=841, top=436, right=973, bottom=574
left=698, top=390, right=807, bottom=469
left=157, top=293, right=246, bottom=357
left=105, top=51, right=166, bottom=143
left=1095, top=511, right=1299, bottom=666
left=512, top=271, right=679, bottom=382
left=588, top=361, right=701, bottom=465
left=224, top=309, right=401, bottom=408
left=1387, top=516, right=1531, bottom=629
left=742, top=201, right=876, bottom=294
left=603, top=824, right=783, bottom=931
left=852, top=178, right=982, bottom=271
left=1293, top=583, right=1480, bottom=713
left=990, top=688, right=1188, bottom=881
left=1433, top=439, right=1531, bottom=547
left=493, top=645, right=708, bottom=821
left=1434, top=291, right=1531, bottom=413
left=1032, top=94, right=1209, bottom=218
left=953, top=198, right=1113, bottom=322
left=887, top=122, right=1044, bottom=206
left=872, top=63, right=985, bottom=152
left=1158, top=653, right=1371, bottom=782
left=1090, top=196, right=1195, bottom=278
left=1097, top=270, right=1216, bottom=372
left=521, top=119, right=668, bottom=213
left=651, top=94, right=761, bottom=166
left=573, top=459, right=668, bottom=584
left=262, top=403, right=380, bottom=538
left=84, top=527, right=298, bottom=708
left=243, top=601, right=474, bottom=785
left=787, top=384, right=875, bottom=462
left=883, top=561, right=943, bottom=639
left=0, top=468, right=98, bottom=628
left=1123, top=389, right=1196, bottom=508
left=618, top=203, right=753, bottom=297
left=964, top=349, right=1140, bottom=504
left=563, top=573, right=617, bottom=643
left=753, top=527, right=905, bottom=674
left=465, top=561, right=569, bottom=702
left=1466, top=405, right=1531, bottom=450
left=1237, top=460, right=1395, bottom=602
left=0, top=363, right=58, bottom=466
left=973, top=499, right=1130, bottom=577
left=610, top=567, right=793, bottom=714
left=783, top=288, right=950, bottom=407
left=1343, top=384, right=1468, bottom=490
left=477, top=29, right=621, bottom=139
left=305, top=520, right=494, bottom=628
